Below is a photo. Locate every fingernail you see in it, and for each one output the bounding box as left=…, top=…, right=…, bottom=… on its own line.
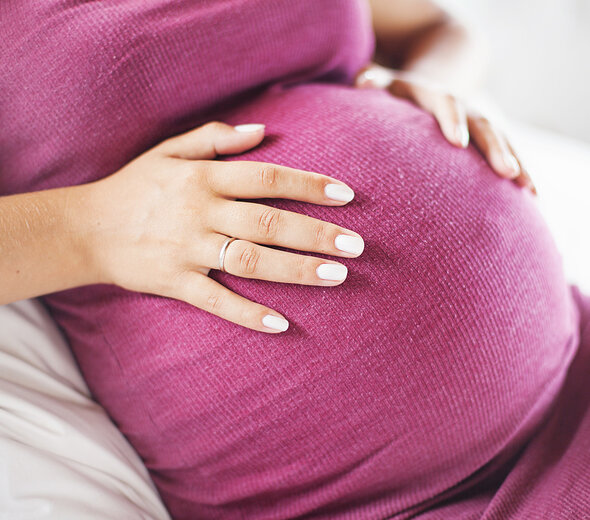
left=324, top=183, right=355, bottom=203
left=456, top=123, right=469, bottom=148
left=503, top=152, right=520, bottom=178
left=335, top=234, right=365, bottom=255
left=316, top=263, right=348, bottom=281
left=525, top=177, right=538, bottom=196
left=234, top=124, right=265, bottom=133
left=262, top=314, right=289, bottom=332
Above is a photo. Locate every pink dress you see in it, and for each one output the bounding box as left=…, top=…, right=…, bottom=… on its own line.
left=2, top=1, right=589, bottom=518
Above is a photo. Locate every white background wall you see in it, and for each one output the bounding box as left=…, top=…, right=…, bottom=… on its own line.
left=439, top=0, right=590, bottom=143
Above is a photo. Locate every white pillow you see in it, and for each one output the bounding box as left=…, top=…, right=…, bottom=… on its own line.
left=0, top=299, right=171, bottom=520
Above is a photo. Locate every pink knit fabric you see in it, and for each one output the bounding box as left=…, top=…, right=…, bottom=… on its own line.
left=2, top=1, right=589, bottom=518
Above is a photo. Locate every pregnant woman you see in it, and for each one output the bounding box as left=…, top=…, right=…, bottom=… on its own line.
left=1, top=0, right=589, bottom=518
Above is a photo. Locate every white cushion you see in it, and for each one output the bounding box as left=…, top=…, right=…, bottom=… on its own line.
left=0, top=299, right=171, bottom=520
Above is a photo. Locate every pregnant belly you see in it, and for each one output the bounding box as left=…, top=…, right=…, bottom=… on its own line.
left=46, top=83, right=580, bottom=519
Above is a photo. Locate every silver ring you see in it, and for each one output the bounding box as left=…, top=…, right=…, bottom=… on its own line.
left=218, top=237, right=237, bottom=272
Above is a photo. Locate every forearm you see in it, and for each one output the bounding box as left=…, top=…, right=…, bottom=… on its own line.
left=0, top=184, right=98, bottom=304
left=368, top=0, right=487, bottom=96
left=399, top=21, right=487, bottom=96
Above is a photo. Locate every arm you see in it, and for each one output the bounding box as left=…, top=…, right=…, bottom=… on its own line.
left=368, top=0, right=487, bottom=96
left=0, top=122, right=365, bottom=333
left=361, top=0, right=534, bottom=192
left=0, top=185, right=97, bottom=304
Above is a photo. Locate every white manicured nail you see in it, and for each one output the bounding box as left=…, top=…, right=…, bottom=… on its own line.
left=316, top=263, right=348, bottom=281
left=262, top=314, right=289, bottom=332
left=234, top=124, right=265, bottom=133
left=503, top=152, right=520, bottom=178
left=324, top=183, right=354, bottom=203
left=456, top=124, right=469, bottom=148
left=335, top=234, right=364, bottom=255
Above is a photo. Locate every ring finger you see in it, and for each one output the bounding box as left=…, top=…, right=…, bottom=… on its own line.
left=213, top=235, right=349, bottom=286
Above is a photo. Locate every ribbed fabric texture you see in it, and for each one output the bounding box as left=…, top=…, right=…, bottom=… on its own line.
left=2, top=1, right=589, bottom=518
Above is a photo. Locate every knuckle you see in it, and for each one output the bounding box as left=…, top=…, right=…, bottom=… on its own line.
left=293, top=255, right=308, bottom=283
left=166, top=269, right=186, bottom=295
left=238, top=244, right=261, bottom=275
left=444, top=92, right=456, bottom=104
left=155, top=136, right=174, bottom=155
left=302, top=173, right=318, bottom=194
left=199, top=161, right=216, bottom=191
left=205, top=293, right=224, bottom=314
left=257, top=207, right=281, bottom=239
left=478, top=116, right=492, bottom=129
left=312, top=222, right=328, bottom=249
left=202, top=120, right=225, bottom=133
left=397, top=79, right=414, bottom=97
left=172, top=161, right=200, bottom=192
left=241, top=306, right=262, bottom=328
left=178, top=159, right=199, bottom=179
left=258, top=165, right=279, bottom=190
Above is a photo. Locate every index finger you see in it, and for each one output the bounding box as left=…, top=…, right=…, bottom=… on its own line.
left=200, top=160, right=356, bottom=205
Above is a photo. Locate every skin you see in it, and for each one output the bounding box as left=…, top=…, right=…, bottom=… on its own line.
left=0, top=0, right=535, bottom=333
left=362, top=0, right=536, bottom=193
left=0, top=122, right=363, bottom=333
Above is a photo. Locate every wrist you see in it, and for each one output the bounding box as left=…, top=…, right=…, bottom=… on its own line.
left=65, top=181, right=111, bottom=286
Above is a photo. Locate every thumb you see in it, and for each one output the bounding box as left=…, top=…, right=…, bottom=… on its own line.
left=156, top=121, right=265, bottom=160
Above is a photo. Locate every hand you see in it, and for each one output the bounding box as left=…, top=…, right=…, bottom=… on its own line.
left=83, top=122, right=364, bottom=333
left=355, top=63, right=536, bottom=195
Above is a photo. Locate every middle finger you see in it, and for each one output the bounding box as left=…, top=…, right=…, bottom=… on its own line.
left=210, top=200, right=365, bottom=257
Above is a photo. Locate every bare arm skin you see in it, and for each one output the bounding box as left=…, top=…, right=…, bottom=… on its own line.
left=0, top=184, right=96, bottom=303
left=368, top=0, right=486, bottom=96
left=0, top=122, right=365, bottom=333
left=363, top=0, right=535, bottom=193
